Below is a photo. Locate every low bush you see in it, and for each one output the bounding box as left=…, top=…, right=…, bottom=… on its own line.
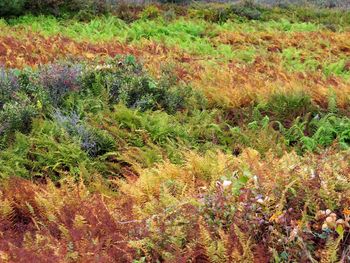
left=114, top=3, right=142, bottom=23
left=0, top=67, right=20, bottom=109
left=0, top=0, right=26, bottom=16
left=84, top=56, right=205, bottom=114
left=140, top=4, right=161, bottom=20
left=25, top=0, right=112, bottom=15
left=54, top=110, right=115, bottom=157
left=258, top=91, right=316, bottom=126
left=38, top=63, right=83, bottom=107
left=158, top=0, right=189, bottom=4
left=0, top=101, right=37, bottom=149
left=230, top=0, right=263, bottom=20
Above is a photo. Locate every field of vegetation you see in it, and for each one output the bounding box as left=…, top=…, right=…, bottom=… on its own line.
left=0, top=0, right=349, bottom=262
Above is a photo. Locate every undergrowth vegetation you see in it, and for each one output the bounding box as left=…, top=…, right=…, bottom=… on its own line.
left=0, top=1, right=350, bottom=262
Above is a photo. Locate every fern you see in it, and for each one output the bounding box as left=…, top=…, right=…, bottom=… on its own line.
left=232, top=224, right=254, bottom=263
left=320, top=236, right=342, bottom=263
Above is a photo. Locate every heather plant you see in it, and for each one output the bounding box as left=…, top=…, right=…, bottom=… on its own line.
left=0, top=100, right=37, bottom=149
left=0, top=67, right=20, bottom=109
left=38, top=63, right=83, bottom=107
left=54, top=110, right=115, bottom=157
left=19, top=0, right=112, bottom=16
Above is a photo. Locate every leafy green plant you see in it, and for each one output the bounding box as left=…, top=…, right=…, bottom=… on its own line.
left=230, top=1, right=263, bottom=21
left=85, top=56, right=204, bottom=114
left=0, top=100, right=37, bottom=149
left=54, top=110, right=115, bottom=157
left=140, top=5, right=161, bottom=20
left=0, top=67, right=20, bottom=109
left=38, top=63, right=83, bottom=107
left=258, top=91, right=315, bottom=126
left=0, top=0, right=26, bottom=16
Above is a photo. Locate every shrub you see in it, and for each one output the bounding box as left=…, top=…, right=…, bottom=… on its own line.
left=0, top=0, right=26, bottom=16
left=54, top=111, right=115, bottom=157
left=0, top=67, right=20, bottom=109
left=189, top=6, right=233, bottom=23
left=258, top=91, right=316, bottom=126
left=158, top=0, right=189, bottom=4
left=0, top=101, right=37, bottom=148
left=115, top=3, right=142, bottom=23
left=24, top=0, right=111, bottom=16
left=140, top=5, right=161, bottom=20
left=85, top=56, right=205, bottom=114
left=230, top=1, right=263, bottom=20
left=63, top=0, right=112, bottom=15
left=25, top=0, right=65, bottom=15
left=39, top=63, right=83, bottom=107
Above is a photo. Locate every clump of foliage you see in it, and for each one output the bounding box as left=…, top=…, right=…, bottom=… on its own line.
left=0, top=0, right=26, bottom=16
left=24, top=0, right=112, bottom=16
left=230, top=0, right=263, bottom=20
left=258, top=91, right=316, bottom=126
left=139, top=4, right=161, bottom=20
left=54, top=110, right=115, bottom=157
left=0, top=101, right=37, bottom=149
left=84, top=56, right=205, bottom=113
left=0, top=67, right=20, bottom=109
left=0, top=68, right=39, bottom=148
left=38, top=63, right=83, bottom=107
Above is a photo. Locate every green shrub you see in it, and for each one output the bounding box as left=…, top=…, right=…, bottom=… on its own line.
left=0, top=133, right=30, bottom=178
left=230, top=1, right=263, bottom=21
left=276, top=113, right=350, bottom=152
left=188, top=5, right=233, bottom=24
left=0, top=0, right=26, bottom=16
left=158, top=0, right=189, bottom=4
left=258, top=91, right=316, bottom=126
left=25, top=0, right=65, bottom=15
left=307, top=114, right=350, bottom=150
left=0, top=67, right=20, bottom=109
left=23, top=0, right=111, bottom=16
left=54, top=111, right=115, bottom=157
left=115, top=3, right=141, bottom=23
left=140, top=5, right=161, bottom=20
left=0, top=101, right=37, bottom=148
left=84, top=56, right=205, bottom=114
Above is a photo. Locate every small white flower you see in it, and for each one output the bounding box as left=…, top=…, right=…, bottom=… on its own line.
left=310, top=169, right=316, bottom=179
left=222, top=180, right=232, bottom=188
left=257, top=198, right=264, bottom=204
left=95, top=64, right=113, bottom=70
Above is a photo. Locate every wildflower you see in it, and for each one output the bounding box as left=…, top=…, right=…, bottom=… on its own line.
left=95, top=64, right=113, bottom=71
left=256, top=198, right=264, bottom=204
left=222, top=180, right=232, bottom=189
left=322, top=223, right=329, bottom=231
